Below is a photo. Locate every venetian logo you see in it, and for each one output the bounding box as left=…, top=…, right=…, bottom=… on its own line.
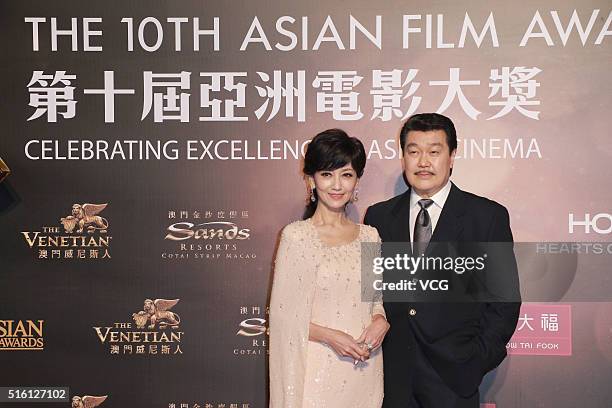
left=93, top=298, right=184, bottom=357
left=21, top=203, right=112, bottom=260
left=132, top=299, right=181, bottom=329
left=71, top=395, right=107, bottom=408
left=62, top=203, right=109, bottom=234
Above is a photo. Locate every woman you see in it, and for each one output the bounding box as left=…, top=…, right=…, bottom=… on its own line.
left=269, top=129, right=390, bottom=407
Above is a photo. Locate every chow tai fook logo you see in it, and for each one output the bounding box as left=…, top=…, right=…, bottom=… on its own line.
left=507, top=304, right=572, bottom=356
left=162, top=209, right=256, bottom=261
left=72, top=395, right=107, bottom=408
left=21, top=203, right=112, bottom=260
left=93, top=298, right=184, bottom=356
left=0, top=320, right=44, bottom=350
left=234, top=305, right=268, bottom=357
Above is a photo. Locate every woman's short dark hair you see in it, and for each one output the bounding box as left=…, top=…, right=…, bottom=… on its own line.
left=302, top=129, right=366, bottom=219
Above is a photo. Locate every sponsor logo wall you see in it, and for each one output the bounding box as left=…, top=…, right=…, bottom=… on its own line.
left=0, top=1, right=611, bottom=407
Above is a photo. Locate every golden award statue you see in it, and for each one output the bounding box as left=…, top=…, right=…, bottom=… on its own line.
left=0, top=157, right=10, bottom=183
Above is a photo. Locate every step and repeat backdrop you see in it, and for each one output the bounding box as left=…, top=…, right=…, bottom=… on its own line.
left=1, top=0, right=611, bottom=407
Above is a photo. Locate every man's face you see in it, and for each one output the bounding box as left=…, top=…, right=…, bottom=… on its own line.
left=402, top=130, right=455, bottom=198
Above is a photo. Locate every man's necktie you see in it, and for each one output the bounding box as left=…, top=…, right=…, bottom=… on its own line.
left=413, top=199, right=434, bottom=256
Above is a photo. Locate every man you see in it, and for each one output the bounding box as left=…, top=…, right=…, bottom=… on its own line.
left=364, top=113, right=521, bottom=408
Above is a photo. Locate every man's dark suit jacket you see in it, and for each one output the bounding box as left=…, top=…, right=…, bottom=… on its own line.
left=364, top=182, right=521, bottom=405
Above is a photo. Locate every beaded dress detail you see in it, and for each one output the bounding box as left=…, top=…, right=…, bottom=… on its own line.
left=269, top=219, right=384, bottom=408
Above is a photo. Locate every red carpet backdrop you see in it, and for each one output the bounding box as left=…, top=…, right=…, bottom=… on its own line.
left=0, top=0, right=611, bottom=407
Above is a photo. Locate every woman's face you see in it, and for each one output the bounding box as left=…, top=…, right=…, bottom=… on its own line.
left=310, top=163, right=359, bottom=212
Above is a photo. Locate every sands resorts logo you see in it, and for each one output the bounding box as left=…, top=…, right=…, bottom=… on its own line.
left=162, top=208, right=257, bottom=261
left=234, top=305, right=268, bottom=357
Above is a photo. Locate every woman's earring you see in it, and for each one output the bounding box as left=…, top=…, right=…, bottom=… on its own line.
left=310, top=187, right=316, bottom=202
left=352, top=188, right=359, bottom=202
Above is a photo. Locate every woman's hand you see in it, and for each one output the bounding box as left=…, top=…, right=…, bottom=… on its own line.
left=356, top=314, right=390, bottom=352
left=323, top=328, right=370, bottom=361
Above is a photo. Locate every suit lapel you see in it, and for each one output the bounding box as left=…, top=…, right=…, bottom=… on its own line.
left=390, top=190, right=413, bottom=255
left=386, top=183, right=466, bottom=255
left=430, top=182, right=465, bottom=243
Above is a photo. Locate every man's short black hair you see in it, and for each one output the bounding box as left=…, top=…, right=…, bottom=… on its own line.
left=400, top=113, right=457, bottom=153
